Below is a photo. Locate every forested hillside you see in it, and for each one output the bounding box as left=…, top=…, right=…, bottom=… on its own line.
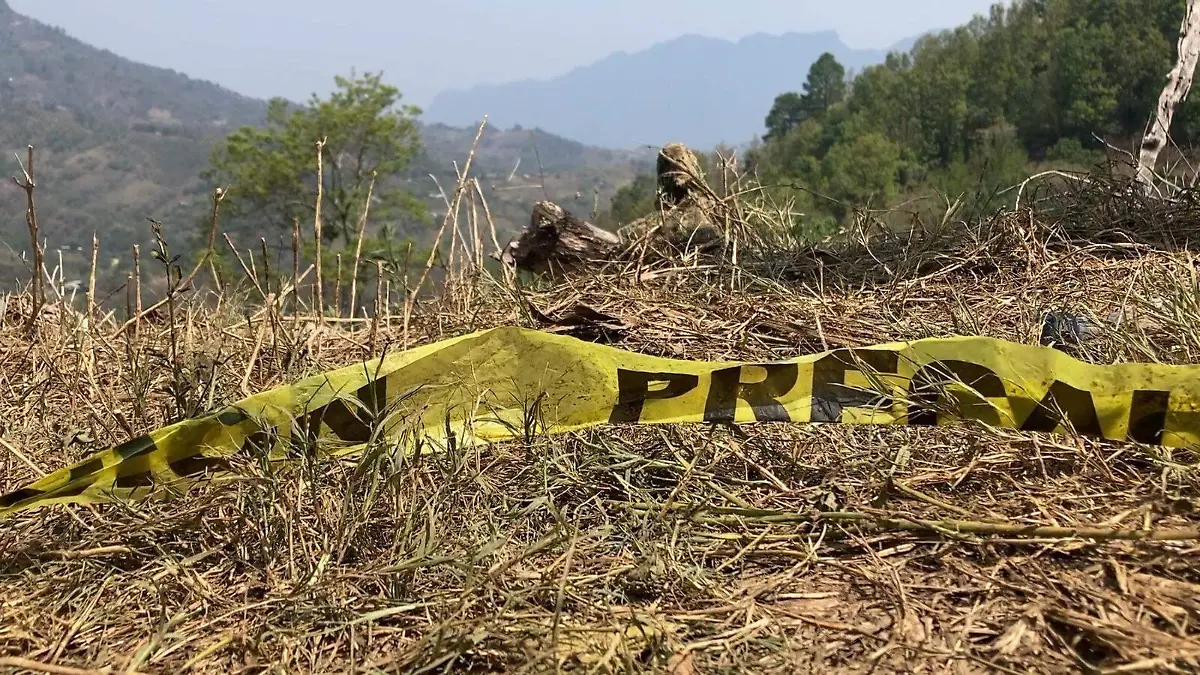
left=607, top=0, right=1198, bottom=233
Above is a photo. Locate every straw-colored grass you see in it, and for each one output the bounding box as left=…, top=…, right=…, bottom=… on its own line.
left=1, top=143, right=1199, bottom=674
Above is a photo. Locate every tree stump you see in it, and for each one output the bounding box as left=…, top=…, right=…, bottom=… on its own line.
left=500, top=201, right=621, bottom=273
left=622, top=142, right=722, bottom=248
left=657, top=142, right=709, bottom=209
left=501, top=144, right=725, bottom=275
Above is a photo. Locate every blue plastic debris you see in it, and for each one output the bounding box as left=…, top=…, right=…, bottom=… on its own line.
left=1040, top=311, right=1098, bottom=347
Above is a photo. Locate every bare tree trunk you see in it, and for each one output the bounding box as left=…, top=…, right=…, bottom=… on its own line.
left=1137, top=0, right=1200, bottom=193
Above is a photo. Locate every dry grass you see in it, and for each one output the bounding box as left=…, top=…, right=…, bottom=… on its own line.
left=2, top=151, right=1200, bottom=674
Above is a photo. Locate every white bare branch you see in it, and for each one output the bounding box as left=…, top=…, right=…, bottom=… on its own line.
left=1137, top=0, right=1200, bottom=194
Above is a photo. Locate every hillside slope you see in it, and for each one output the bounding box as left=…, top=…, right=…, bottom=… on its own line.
left=0, top=0, right=647, bottom=286
left=0, top=0, right=266, bottom=276
left=426, top=31, right=914, bottom=149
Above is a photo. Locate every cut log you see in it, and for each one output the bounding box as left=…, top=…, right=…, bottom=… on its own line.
left=657, top=142, right=709, bottom=208
left=500, top=201, right=621, bottom=273
left=501, top=144, right=724, bottom=275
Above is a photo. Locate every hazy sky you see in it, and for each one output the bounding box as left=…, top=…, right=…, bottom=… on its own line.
left=9, top=0, right=1000, bottom=107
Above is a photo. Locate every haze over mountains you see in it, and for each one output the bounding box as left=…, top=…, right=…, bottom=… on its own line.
left=427, top=31, right=920, bottom=149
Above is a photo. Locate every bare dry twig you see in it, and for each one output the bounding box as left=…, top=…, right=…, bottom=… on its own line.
left=11, top=145, right=44, bottom=329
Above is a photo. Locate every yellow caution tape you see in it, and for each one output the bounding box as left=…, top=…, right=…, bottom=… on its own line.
left=3, top=326, right=1199, bottom=517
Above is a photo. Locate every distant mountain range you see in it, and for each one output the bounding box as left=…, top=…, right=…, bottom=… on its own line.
left=426, top=31, right=920, bottom=150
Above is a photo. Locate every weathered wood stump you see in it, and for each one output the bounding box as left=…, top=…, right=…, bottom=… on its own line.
left=633, top=142, right=723, bottom=247
left=500, top=201, right=621, bottom=273
left=656, top=142, right=710, bottom=209
left=500, top=143, right=726, bottom=274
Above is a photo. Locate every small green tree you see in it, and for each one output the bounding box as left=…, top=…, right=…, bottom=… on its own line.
left=801, top=53, right=847, bottom=118
left=607, top=172, right=658, bottom=225
left=764, top=92, right=806, bottom=142
left=205, top=71, right=427, bottom=244
left=763, top=54, right=847, bottom=142
left=1051, top=21, right=1119, bottom=140
left=823, top=131, right=902, bottom=219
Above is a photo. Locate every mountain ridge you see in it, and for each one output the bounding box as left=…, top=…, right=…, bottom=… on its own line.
left=427, top=31, right=918, bottom=149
